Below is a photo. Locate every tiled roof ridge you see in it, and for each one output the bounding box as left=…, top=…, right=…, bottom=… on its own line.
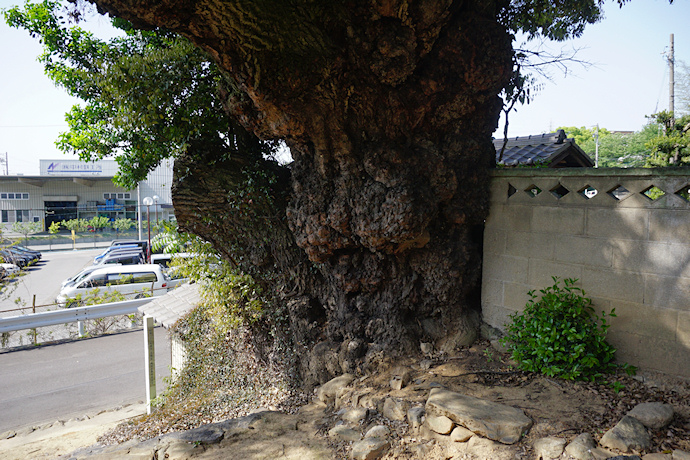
left=493, top=129, right=569, bottom=148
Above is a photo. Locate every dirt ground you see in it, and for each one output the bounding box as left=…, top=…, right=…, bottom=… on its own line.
left=2, top=340, right=689, bottom=459
left=350, top=340, right=690, bottom=459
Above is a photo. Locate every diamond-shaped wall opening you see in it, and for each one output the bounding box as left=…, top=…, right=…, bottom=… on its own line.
left=607, top=185, right=630, bottom=201
left=508, top=184, right=517, bottom=198
left=675, top=184, right=690, bottom=202
left=550, top=184, right=570, bottom=199
left=525, top=184, right=542, bottom=198
left=641, top=186, right=666, bottom=201
left=578, top=185, right=598, bottom=199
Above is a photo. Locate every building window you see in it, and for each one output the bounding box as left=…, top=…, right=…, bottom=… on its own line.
left=16, top=210, right=29, bottom=222
left=0, top=192, right=29, bottom=200
left=104, top=192, right=131, bottom=200
left=1, top=211, right=7, bottom=223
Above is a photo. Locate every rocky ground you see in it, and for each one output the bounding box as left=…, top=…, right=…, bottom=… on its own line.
left=2, top=340, right=689, bottom=459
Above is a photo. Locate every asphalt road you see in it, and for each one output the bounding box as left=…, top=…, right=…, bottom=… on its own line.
left=0, top=326, right=171, bottom=433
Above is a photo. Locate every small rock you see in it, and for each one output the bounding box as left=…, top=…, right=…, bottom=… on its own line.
left=316, top=374, right=354, bottom=406
left=642, top=453, right=671, bottom=459
left=533, top=436, right=566, bottom=460
left=674, top=450, right=690, bottom=460
left=600, top=416, right=652, bottom=453
left=420, top=342, right=433, bottom=355
left=2, top=431, right=16, bottom=440
left=420, top=359, right=433, bottom=370
left=342, top=407, right=369, bottom=424
left=364, top=425, right=389, bottom=438
left=351, top=437, right=390, bottom=460
left=450, top=426, right=474, bottom=442
left=390, top=376, right=403, bottom=391
left=628, top=402, right=674, bottom=430
left=407, top=406, right=425, bottom=430
left=565, top=433, right=598, bottom=460
left=329, top=425, right=361, bottom=442
left=426, top=415, right=454, bottom=435
left=382, top=397, right=407, bottom=421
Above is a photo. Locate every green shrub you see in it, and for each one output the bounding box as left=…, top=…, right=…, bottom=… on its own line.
left=500, top=277, right=634, bottom=381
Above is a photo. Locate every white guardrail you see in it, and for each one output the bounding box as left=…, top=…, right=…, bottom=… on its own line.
left=0, top=297, right=159, bottom=334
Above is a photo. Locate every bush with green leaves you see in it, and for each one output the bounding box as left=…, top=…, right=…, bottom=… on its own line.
left=500, top=277, right=634, bottom=381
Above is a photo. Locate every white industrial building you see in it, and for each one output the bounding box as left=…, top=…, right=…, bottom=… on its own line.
left=0, top=159, right=174, bottom=231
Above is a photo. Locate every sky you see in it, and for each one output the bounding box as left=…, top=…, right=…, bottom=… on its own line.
left=0, top=1, right=689, bottom=175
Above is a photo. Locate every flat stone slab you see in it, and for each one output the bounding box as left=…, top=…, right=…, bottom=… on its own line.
left=425, top=388, right=532, bottom=444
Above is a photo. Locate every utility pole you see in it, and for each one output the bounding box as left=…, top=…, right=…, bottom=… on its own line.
left=594, top=125, right=599, bottom=168
left=669, top=33, right=675, bottom=124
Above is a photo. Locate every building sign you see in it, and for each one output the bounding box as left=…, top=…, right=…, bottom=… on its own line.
left=44, top=161, right=103, bottom=175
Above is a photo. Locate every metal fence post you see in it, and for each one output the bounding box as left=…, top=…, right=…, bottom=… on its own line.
left=144, top=315, right=156, bottom=415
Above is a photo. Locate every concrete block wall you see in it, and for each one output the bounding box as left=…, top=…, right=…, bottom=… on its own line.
left=482, top=168, right=690, bottom=377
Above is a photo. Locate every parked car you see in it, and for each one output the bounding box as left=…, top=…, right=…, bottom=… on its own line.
left=110, top=239, right=148, bottom=253
left=150, top=252, right=196, bottom=268
left=12, top=245, right=42, bottom=260
left=8, top=247, right=39, bottom=262
left=93, top=244, right=143, bottom=263
left=0, top=249, right=31, bottom=267
left=96, top=252, right=145, bottom=266
left=1, top=263, right=20, bottom=276
left=56, top=264, right=174, bottom=307
left=62, top=263, right=123, bottom=289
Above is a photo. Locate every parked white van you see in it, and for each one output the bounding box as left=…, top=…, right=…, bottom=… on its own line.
left=61, top=263, right=123, bottom=289
left=56, top=264, right=172, bottom=307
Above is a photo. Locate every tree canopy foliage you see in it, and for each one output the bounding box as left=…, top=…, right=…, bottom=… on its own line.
left=3, top=0, right=277, bottom=189
left=558, top=124, right=659, bottom=168
left=645, top=111, right=690, bottom=166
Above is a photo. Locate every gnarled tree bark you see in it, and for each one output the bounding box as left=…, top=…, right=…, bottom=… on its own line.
left=90, top=0, right=513, bottom=386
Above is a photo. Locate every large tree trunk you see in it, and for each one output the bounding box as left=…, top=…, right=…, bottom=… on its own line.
left=90, top=0, right=513, bottom=386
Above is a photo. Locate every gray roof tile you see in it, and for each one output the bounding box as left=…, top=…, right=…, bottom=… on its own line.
left=494, top=129, right=594, bottom=167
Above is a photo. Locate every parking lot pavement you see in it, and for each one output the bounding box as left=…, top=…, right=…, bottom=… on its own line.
left=0, top=249, right=101, bottom=313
